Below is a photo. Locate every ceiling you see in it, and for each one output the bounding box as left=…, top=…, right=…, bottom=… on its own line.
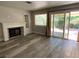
left=0, top=1, right=78, bottom=11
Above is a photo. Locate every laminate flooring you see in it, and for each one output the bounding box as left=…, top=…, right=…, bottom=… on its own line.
left=0, top=34, right=79, bottom=58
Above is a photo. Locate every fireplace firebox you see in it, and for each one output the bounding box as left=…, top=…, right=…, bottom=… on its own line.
left=8, top=27, right=23, bottom=38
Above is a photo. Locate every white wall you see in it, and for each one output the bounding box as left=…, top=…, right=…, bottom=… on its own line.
left=0, top=6, right=31, bottom=41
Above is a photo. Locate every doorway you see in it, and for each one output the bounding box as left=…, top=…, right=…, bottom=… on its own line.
left=50, top=11, right=79, bottom=41
left=50, top=12, right=68, bottom=39
left=51, top=13, right=65, bottom=39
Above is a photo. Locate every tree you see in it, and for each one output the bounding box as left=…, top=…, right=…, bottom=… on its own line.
left=54, top=15, right=64, bottom=29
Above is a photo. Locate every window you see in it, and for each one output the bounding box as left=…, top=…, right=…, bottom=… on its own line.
left=35, top=14, right=47, bottom=26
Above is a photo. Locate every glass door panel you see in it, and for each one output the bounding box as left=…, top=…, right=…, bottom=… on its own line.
left=53, top=13, right=64, bottom=38
left=69, top=11, right=79, bottom=41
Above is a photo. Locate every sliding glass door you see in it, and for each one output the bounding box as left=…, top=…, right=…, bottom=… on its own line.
left=53, top=13, right=65, bottom=38
left=50, top=12, right=69, bottom=39
left=68, top=11, right=79, bottom=41
left=50, top=11, right=79, bottom=41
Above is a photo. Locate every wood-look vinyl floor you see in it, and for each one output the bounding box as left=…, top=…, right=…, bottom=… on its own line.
left=0, top=34, right=79, bottom=58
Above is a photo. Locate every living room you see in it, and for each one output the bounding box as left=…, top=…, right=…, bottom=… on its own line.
left=0, top=1, right=79, bottom=58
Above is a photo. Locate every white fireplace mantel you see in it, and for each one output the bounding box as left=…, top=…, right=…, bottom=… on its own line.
left=1, top=22, right=26, bottom=41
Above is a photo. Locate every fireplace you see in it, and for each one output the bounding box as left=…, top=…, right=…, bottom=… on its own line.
left=8, top=27, right=23, bottom=38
